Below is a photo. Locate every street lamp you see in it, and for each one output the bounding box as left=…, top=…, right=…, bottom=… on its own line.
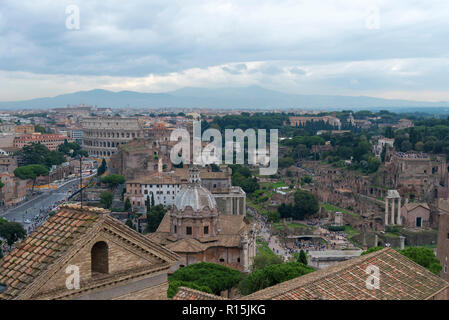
left=76, top=154, right=83, bottom=209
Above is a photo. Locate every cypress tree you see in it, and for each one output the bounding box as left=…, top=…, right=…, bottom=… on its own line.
left=298, top=249, right=308, bottom=265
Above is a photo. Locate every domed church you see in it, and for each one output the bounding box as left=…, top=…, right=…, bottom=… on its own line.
left=148, top=166, right=256, bottom=272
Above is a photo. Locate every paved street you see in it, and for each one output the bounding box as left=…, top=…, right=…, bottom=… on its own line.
left=250, top=209, right=292, bottom=261
left=0, top=175, right=92, bottom=228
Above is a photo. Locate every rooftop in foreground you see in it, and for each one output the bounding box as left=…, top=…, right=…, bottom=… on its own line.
left=173, top=248, right=449, bottom=300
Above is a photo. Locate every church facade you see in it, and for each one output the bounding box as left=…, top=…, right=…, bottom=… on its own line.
left=148, top=166, right=256, bottom=272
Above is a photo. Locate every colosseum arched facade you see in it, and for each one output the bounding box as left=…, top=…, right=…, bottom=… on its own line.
left=81, top=117, right=145, bottom=157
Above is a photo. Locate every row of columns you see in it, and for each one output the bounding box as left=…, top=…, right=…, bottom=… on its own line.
left=385, top=197, right=402, bottom=226
left=229, top=197, right=246, bottom=215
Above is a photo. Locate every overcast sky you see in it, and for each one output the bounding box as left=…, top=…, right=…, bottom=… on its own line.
left=1, top=0, right=449, bottom=102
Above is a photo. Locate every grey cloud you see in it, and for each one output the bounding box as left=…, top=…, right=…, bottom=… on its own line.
left=1, top=1, right=449, bottom=78
left=250, top=63, right=283, bottom=75
left=1, top=1, right=449, bottom=101
left=222, top=63, right=247, bottom=74
left=290, top=67, right=306, bottom=75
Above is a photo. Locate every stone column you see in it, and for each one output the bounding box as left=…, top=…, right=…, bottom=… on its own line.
left=399, top=236, right=405, bottom=250
left=243, top=196, right=246, bottom=216
left=226, top=198, right=231, bottom=215
left=362, top=230, right=367, bottom=247
left=385, top=198, right=389, bottom=226
left=391, top=198, right=395, bottom=225
left=374, top=234, right=378, bottom=247
left=397, top=198, right=402, bottom=226
left=242, top=235, right=249, bottom=273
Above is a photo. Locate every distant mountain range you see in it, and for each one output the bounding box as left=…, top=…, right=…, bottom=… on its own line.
left=2, top=86, right=449, bottom=111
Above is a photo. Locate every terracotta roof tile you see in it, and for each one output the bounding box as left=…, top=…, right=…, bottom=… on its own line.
left=0, top=205, right=101, bottom=300
left=173, top=287, right=227, bottom=300
left=243, top=248, right=449, bottom=300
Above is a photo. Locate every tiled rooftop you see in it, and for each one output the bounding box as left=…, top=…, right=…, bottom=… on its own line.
left=0, top=205, right=103, bottom=299
left=244, top=248, right=449, bottom=300
left=173, top=286, right=227, bottom=300
left=173, top=248, right=449, bottom=301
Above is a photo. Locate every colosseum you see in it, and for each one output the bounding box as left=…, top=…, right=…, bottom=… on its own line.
left=81, top=117, right=145, bottom=157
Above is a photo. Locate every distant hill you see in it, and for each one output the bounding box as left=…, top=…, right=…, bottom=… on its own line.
left=1, top=86, right=449, bottom=111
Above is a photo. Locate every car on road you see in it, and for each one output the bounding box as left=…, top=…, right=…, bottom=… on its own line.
left=24, top=219, right=31, bottom=224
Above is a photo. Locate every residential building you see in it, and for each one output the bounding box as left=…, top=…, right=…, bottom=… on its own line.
left=401, top=203, right=430, bottom=228
left=0, top=172, right=27, bottom=207
left=13, top=133, right=71, bottom=151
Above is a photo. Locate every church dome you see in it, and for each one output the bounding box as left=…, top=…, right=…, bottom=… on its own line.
left=173, top=166, right=217, bottom=212
left=174, top=184, right=217, bottom=212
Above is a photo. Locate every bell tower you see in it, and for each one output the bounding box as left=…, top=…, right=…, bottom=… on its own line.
left=188, top=165, right=201, bottom=184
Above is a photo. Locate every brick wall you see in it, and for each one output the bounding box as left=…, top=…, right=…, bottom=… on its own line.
left=35, top=233, right=162, bottom=296
left=114, top=282, right=169, bottom=300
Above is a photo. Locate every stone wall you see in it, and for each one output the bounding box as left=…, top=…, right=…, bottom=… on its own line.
left=175, top=247, right=244, bottom=272
left=114, top=282, right=169, bottom=300
left=34, top=232, right=163, bottom=297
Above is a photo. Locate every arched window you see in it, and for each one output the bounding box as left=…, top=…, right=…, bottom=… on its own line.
left=91, top=241, right=108, bottom=275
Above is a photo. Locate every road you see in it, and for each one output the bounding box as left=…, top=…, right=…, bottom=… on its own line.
left=0, top=175, right=92, bottom=228
left=250, top=208, right=292, bottom=261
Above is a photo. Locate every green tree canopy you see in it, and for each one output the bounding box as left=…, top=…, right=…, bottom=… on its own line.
left=266, top=210, right=280, bottom=223
left=301, top=175, right=313, bottom=184
left=101, top=174, right=125, bottom=188
left=399, top=247, right=442, bottom=275
left=14, top=164, right=49, bottom=180
left=292, top=189, right=319, bottom=220
left=168, top=262, right=242, bottom=298
left=97, top=159, right=107, bottom=176
left=0, top=219, right=27, bottom=246
left=230, top=165, right=259, bottom=194
left=100, top=191, right=113, bottom=209
left=361, top=246, right=442, bottom=275
left=279, top=157, right=295, bottom=168
left=145, top=204, right=167, bottom=233
left=298, top=250, right=308, bottom=265
left=238, top=262, right=315, bottom=295
left=251, top=251, right=283, bottom=271
left=15, top=143, right=66, bottom=168
left=124, top=198, right=132, bottom=211
left=14, top=164, right=49, bottom=191
left=58, top=140, right=88, bottom=158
